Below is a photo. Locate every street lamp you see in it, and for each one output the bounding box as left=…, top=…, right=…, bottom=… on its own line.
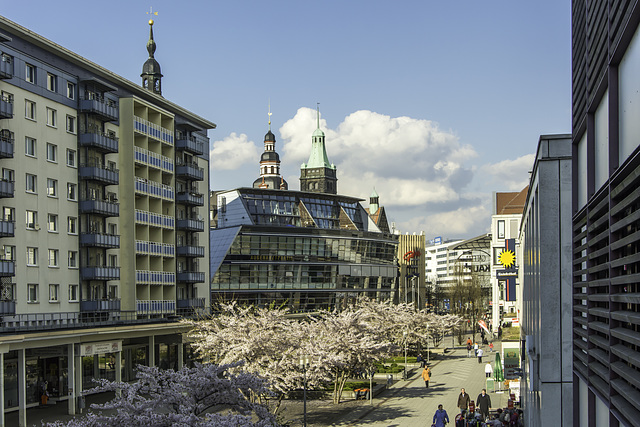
left=403, top=330, right=408, bottom=380
left=299, top=355, right=310, bottom=427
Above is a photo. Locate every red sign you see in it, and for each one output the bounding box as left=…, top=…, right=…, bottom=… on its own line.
left=403, top=250, right=421, bottom=261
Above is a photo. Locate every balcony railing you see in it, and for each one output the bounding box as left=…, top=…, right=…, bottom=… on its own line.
left=135, top=270, right=176, bottom=286
left=80, top=266, right=120, bottom=281
left=78, top=131, right=119, bottom=153
left=136, top=299, right=176, bottom=315
left=176, top=162, right=204, bottom=181
left=134, top=116, right=173, bottom=145
left=177, top=271, right=205, bottom=283
left=79, top=197, right=119, bottom=217
left=135, top=209, right=174, bottom=229
left=134, top=146, right=173, bottom=173
left=0, top=180, right=13, bottom=198
left=79, top=299, right=121, bottom=312
left=0, top=55, right=12, bottom=79
left=176, top=218, right=205, bottom=232
left=0, top=132, right=14, bottom=158
left=176, top=191, right=204, bottom=206
left=0, top=300, right=15, bottom=315
left=176, top=245, right=205, bottom=258
left=0, top=220, right=14, bottom=237
left=135, top=178, right=174, bottom=201
left=80, top=232, right=120, bottom=248
left=79, top=162, right=119, bottom=185
left=79, top=96, right=118, bottom=121
left=177, top=298, right=205, bottom=309
left=175, top=133, right=206, bottom=155
left=0, top=259, right=15, bottom=277
left=135, top=240, right=175, bottom=258
left=0, top=96, right=13, bottom=120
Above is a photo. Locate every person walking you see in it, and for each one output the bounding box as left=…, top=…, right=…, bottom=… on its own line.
left=485, top=362, right=493, bottom=378
left=477, top=347, right=484, bottom=363
left=473, top=342, right=479, bottom=356
left=457, top=388, right=470, bottom=414
left=432, top=404, right=450, bottom=427
left=467, top=342, right=472, bottom=358
left=421, top=365, right=431, bottom=388
left=489, top=342, right=494, bottom=352
left=476, top=388, right=492, bottom=420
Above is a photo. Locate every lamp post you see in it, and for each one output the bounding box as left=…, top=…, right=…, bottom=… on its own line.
left=403, top=330, right=408, bottom=380
left=299, top=355, right=310, bottom=427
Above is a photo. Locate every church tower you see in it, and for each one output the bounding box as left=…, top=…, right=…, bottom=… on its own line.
left=367, top=188, right=391, bottom=233
left=253, top=106, right=288, bottom=190
left=299, top=105, right=337, bottom=194
left=141, top=18, right=163, bottom=95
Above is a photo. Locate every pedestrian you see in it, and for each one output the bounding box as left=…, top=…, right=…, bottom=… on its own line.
left=498, top=326, right=502, bottom=339
left=421, top=365, right=431, bottom=388
left=417, top=353, right=424, bottom=368
left=485, top=362, right=493, bottom=378
left=432, top=404, right=450, bottom=427
left=489, top=342, right=494, bottom=352
left=476, top=388, right=491, bottom=420
left=457, top=388, right=470, bottom=414
left=473, top=342, right=479, bottom=356
left=466, top=337, right=472, bottom=347
left=477, top=347, right=484, bottom=363
left=467, top=342, right=472, bottom=358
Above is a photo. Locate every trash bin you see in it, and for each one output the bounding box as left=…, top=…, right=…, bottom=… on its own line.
left=387, top=374, right=393, bottom=388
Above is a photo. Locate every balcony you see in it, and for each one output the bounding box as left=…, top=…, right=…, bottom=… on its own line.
left=176, top=191, right=204, bottom=206
left=177, top=271, right=205, bottom=284
left=79, top=97, right=118, bottom=121
left=80, top=232, right=120, bottom=248
left=80, top=266, right=120, bottom=281
left=177, top=245, right=205, bottom=258
left=79, top=198, right=119, bottom=217
left=79, top=162, right=119, bottom=185
left=0, top=96, right=13, bottom=119
left=136, top=299, right=176, bottom=316
left=175, top=134, right=206, bottom=155
left=177, top=298, right=205, bottom=309
left=176, top=162, right=204, bottom=181
left=0, top=55, right=12, bottom=79
left=0, top=300, right=15, bottom=315
left=0, top=259, right=15, bottom=277
left=176, top=218, right=205, bottom=232
left=79, top=299, right=121, bottom=313
left=0, top=131, right=14, bottom=158
left=0, top=220, right=14, bottom=237
left=79, top=131, right=119, bottom=153
left=0, top=180, right=14, bottom=198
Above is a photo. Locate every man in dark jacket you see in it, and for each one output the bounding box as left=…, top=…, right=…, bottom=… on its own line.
left=457, top=388, right=470, bottom=414
left=476, top=388, right=492, bottom=420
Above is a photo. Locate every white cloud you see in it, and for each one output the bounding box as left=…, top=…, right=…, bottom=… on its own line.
left=398, top=204, right=492, bottom=238
left=480, top=154, right=535, bottom=191
left=210, top=132, right=258, bottom=171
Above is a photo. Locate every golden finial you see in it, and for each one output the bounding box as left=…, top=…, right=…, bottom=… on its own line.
left=268, top=100, right=272, bottom=130
left=147, top=6, right=158, bottom=25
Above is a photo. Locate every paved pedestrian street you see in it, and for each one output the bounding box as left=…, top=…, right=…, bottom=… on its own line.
left=332, top=344, right=511, bottom=426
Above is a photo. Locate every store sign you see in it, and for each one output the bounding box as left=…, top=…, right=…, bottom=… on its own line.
left=504, top=347, right=521, bottom=379
left=496, top=269, right=518, bottom=279
left=80, top=340, right=122, bottom=356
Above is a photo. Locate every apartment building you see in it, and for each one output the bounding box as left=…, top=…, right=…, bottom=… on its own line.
left=0, top=15, right=214, bottom=425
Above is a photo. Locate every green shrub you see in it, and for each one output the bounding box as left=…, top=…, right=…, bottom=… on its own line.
left=343, top=381, right=377, bottom=391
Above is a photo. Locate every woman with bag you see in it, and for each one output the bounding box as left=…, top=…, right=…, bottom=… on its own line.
left=432, top=404, right=449, bottom=426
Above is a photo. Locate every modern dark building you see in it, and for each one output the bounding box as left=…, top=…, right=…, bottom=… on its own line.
left=572, top=1, right=640, bottom=425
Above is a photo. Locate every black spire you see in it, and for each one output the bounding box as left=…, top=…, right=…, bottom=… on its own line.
left=141, top=19, right=163, bottom=95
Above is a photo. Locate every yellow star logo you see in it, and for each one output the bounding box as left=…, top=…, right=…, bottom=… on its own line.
left=498, top=249, right=515, bottom=268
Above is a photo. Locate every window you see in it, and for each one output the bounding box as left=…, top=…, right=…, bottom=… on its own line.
left=26, top=247, right=38, bottom=266
left=1, top=90, right=13, bottom=104
left=2, top=168, right=13, bottom=183
left=47, top=178, right=57, bottom=197
left=67, top=183, right=77, bottom=200
left=49, top=284, right=59, bottom=302
left=108, top=254, right=117, bottom=267
left=67, top=216, right=77, bottom=234
left=66, top=115, right=76, bottom=134
left=67, top=82, right=75, bottom=99
left=47, top=214, right=58, bottom=232
left=25, top=137, right=36, bottom=157
left=3, top=207, right=14, bottom=222
left=26, top=174, right=37, bottom=193
left=25, top=100, right=36, bottom=120
left=47, top=73, right=57, bottom=92
left=66, top=149, right=76, bottom=167
left=26, top=210, right=37, bottom=229
left=47, top=143, right=57, bottom=162
left=27, top=284, right=38, bottom=303
left=48, top=249, right=58, bottom=267
left=25, top=63, right=35, bottom=84
left=3, top=245, right=15, bottom=261
left=69, top=284, right=78, bottom=302
left=68, top=251, right=77, bottom=268
left=497, top=220, right=505, bottom=239
left=46, top=108, right=57, bottom=127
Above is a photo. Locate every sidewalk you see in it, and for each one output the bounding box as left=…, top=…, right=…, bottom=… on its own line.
left=329, top=343, right=510, bottom=426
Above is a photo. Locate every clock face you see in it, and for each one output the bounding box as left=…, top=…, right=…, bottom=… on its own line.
left=498, top=249, right=515, bottom=268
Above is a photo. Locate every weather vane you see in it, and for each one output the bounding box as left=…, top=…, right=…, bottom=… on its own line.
left=268, top=100, right=272, bottom=130
left=147, top=6, right=158, bottom=24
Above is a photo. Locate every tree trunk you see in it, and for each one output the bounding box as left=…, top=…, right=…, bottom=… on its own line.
left=333, top=370, right=348, bottom=404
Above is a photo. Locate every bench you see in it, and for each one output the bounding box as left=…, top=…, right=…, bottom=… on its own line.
left=429, top=348, right=448, bottom=358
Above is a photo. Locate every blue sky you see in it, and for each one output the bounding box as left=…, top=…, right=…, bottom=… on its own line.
left=2, top=1, right=571, bottom=239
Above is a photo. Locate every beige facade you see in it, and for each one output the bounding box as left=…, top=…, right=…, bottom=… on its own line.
left=397, top=233, right=426, bottom=308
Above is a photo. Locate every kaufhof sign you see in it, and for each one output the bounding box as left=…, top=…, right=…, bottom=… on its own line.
left=80, top=340, right=122, bottom=356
